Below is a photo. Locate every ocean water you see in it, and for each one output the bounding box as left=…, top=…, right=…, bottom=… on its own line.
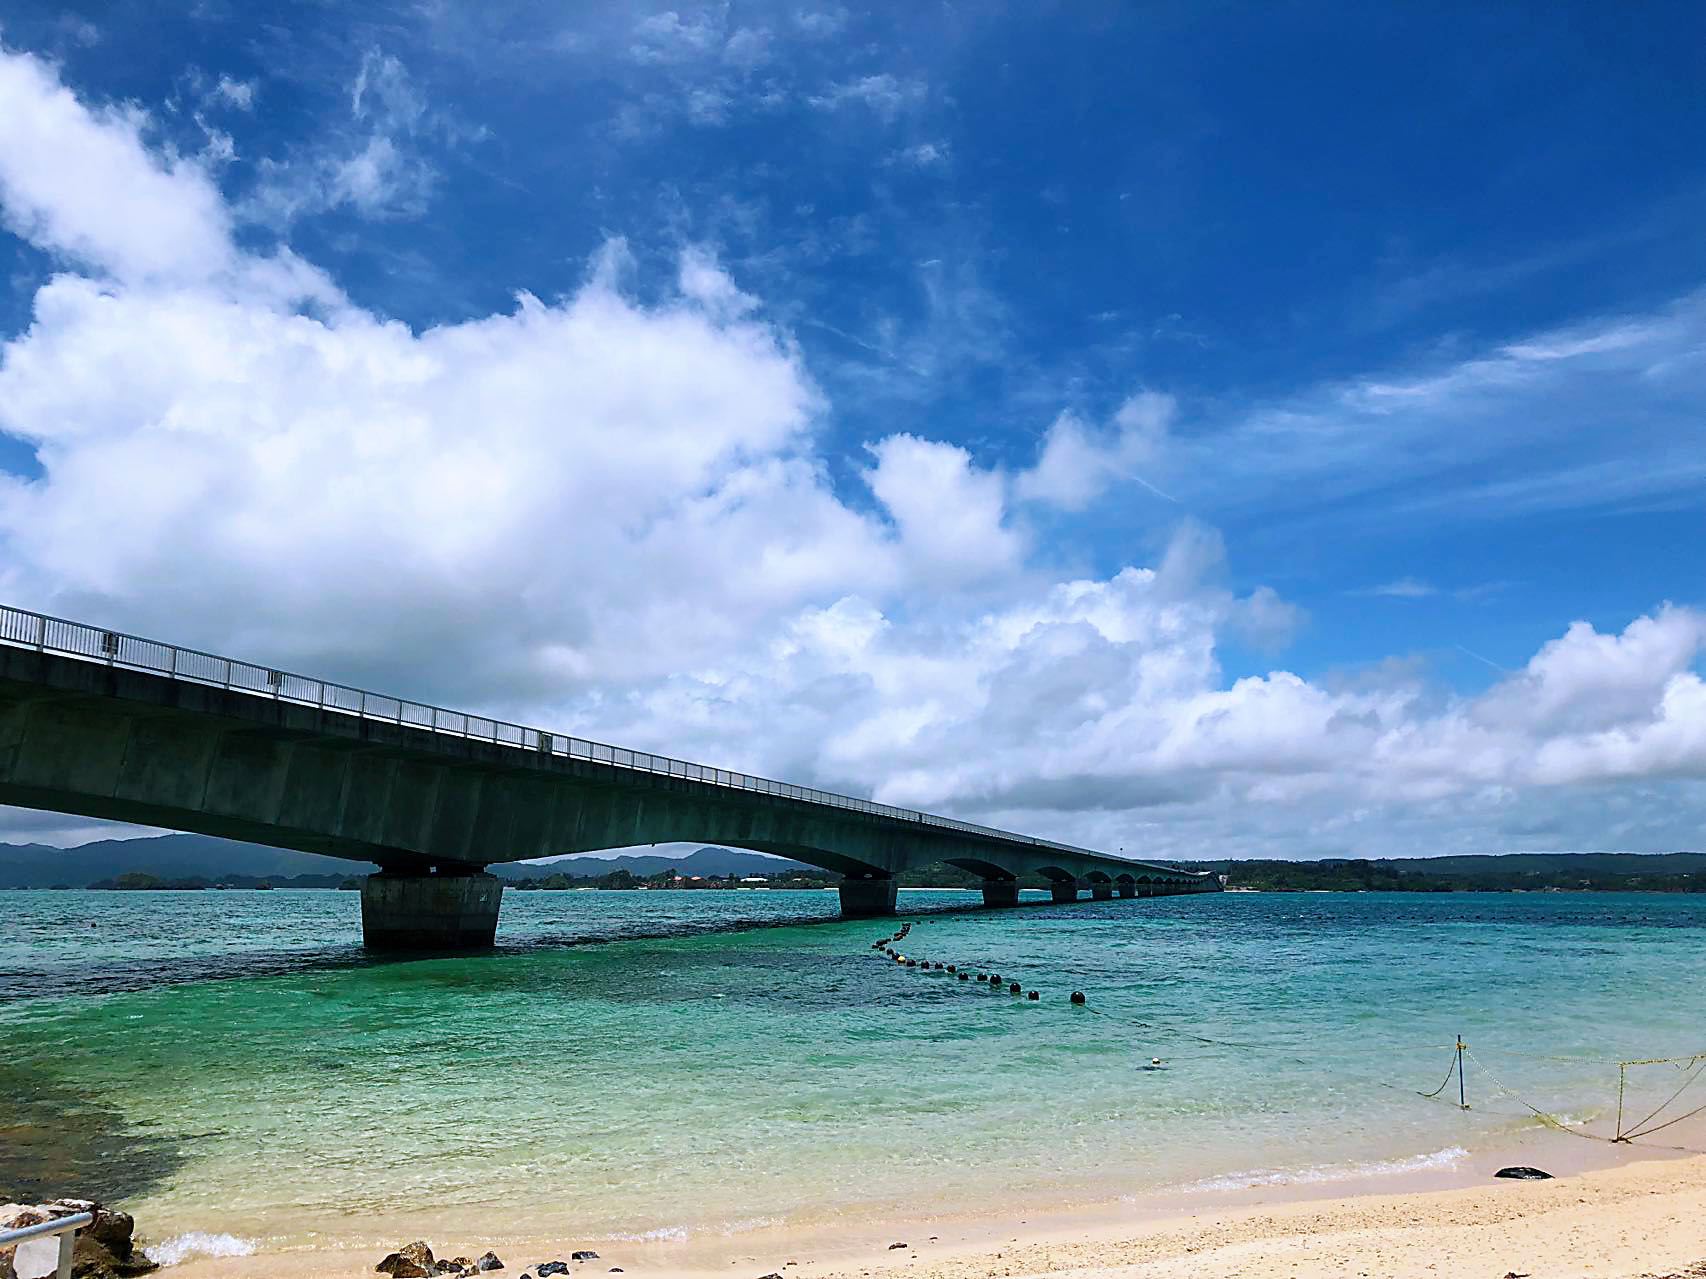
left=3, top=888, right=1704, bottom=1253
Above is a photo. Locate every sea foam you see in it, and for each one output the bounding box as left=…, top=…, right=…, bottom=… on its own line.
left=1179, top=1144, right=1470, bottom=1193
left=143, top=1232, right=257, bottom=1266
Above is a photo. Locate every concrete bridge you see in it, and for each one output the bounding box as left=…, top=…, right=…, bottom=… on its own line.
left=0, top=604, right=1219, bottom=947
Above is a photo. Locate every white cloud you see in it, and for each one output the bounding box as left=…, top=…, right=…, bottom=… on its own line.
left=0, top=43, right=232, bottom=283
left=794, top=7, right=849, bottom=39
left=1, top=45, right=1703, bottom=864
left=211, top=75, right=255, bottom=111
left=809, top=73, right=926, bottom=122
left=1366, top=577, right=1438, bottom=598
left=889, top=141, right=948, bottom=169
left=246, top=50, right=451, bottom=224
left=1166, top=294, right=1706, bottom=529
left=1016, top=390, right=1176, bottom=509
left=865, top=435, right=1022, bottom=587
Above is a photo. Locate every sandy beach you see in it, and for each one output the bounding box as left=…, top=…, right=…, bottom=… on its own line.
left=153, top=1144, right=1706, bottom=1279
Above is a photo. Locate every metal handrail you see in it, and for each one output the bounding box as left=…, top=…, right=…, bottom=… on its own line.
left=0, top=1211, right=93, bottom=1279
left=0, top=602, right=1205, bottom=875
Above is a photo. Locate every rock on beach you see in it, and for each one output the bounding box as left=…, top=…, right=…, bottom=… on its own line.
left=0, top=1199, right=156, bottom=1279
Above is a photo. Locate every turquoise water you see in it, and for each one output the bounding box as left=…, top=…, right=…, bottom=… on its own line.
left=3, top=888, right=1704, bottom=1251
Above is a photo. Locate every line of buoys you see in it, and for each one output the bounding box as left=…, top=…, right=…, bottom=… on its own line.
left=862, top=929, right=1097, bottom=1013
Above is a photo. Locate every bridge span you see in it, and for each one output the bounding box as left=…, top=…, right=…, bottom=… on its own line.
left=0, top=604, right=1218, bottom=947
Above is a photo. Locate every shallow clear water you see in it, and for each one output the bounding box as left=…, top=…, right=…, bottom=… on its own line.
left=3, top=888, right=1704, bottom=1249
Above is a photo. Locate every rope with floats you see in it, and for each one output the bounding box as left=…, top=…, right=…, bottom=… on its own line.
left=857, top=928, right=1706, bottom=1145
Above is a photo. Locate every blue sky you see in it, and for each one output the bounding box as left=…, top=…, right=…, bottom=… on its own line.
left=0, top=3, right=1701, bottom=855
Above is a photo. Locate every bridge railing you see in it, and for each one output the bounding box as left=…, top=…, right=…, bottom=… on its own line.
left=0, top=1210, right=92, bottom=1279
left=0, top=602, right=1185, bottom=868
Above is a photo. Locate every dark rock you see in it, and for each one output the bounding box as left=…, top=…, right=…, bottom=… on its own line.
left=537, top=1263, right=568, bottom=1276
left=570, top=1251, right=600, bottom=1261
left=432, top=1262, right=466, bottom=1276
left=378, top=1241, right=436, bottom=1276
left=0, top=1201, right=158, bottom=1279
left=888, top=1242, right=908, bottom=1250
left=476, top=1252, right=505, bottom=1271
left=1493, top=1166, right=1553, bottom=1180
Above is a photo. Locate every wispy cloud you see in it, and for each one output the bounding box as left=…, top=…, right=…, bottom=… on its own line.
left=1365, top=577, right=1439, bottom=598
left=809, top=73, right=926, bottom=122
left=1159, top=291, right=1706, bottom=531
left=243, top=50, right=477, bottom=225
left=887, top=140, right=949, bottom=169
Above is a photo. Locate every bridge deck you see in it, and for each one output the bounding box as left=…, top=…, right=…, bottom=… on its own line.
left=0, top=603, right=1218, bottom=941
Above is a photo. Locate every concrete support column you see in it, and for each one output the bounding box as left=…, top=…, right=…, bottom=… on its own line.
left=838, top=876, right=898, bottom=918
left=1090, top=882, right=1114, bottom=901
left=361, top=871, right=501, bottom=949
left=1050, top=881, right=1078, bottom=904
left=981, top=879, right=1020, bottom=908
left=1117, top=882, right=1136, bottom=898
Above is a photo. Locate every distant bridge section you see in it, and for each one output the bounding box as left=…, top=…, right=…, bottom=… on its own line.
left=0, top=604, right=1218, bottom=947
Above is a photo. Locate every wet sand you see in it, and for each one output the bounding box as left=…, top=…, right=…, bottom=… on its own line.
left=156, top=1139, right=1706, bottom=1279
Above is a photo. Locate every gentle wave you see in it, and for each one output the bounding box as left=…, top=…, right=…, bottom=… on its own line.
left=143, top=1231, right=257, bottom=1266
left=1176, top=1144, right=1469, bottom=1193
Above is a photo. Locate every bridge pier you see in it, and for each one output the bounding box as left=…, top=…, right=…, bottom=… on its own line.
left=361, top=870, right=502, bottom=949
left=1117, top=883, right=1136, bottom=898
left=838, top=875, right=897, bottom=918
left=1050, top=882, right=1078, bottom=904
left=1090, top=882, right=1114, bottom=901
left=980, top=879, right=1020, bottom=908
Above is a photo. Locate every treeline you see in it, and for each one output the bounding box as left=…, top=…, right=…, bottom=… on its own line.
left=509, top=863, right=1071, bottom=890
left=83, top=871, right=351, bottom=890
left=1224, top=858, right=1706, bottom=893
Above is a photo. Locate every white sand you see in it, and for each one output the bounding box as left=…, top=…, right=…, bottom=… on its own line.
left=157, top=1150, right=1706, bottom=1279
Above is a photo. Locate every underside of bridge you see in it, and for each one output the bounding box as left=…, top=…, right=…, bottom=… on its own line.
left=0, top=641, right=1220, bottom=949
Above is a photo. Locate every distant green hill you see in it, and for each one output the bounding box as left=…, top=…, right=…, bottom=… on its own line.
left=0, top=833, right=803, bottom=888
left=3, top=833, right=1700, bottom=892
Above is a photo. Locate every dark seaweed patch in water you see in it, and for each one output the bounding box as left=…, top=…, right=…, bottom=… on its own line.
left=0, top=1063, right=193, bottom=1202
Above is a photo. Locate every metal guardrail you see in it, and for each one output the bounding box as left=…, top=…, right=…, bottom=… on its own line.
left=0, top=602, right=1182, bottom=867
left=0, top=1210, right=93, bottom=1279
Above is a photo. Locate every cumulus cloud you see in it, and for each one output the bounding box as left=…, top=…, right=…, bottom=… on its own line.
left=1, top=44, right=1703, bottom=861
left=0, top=44, right=232, bottom=282
left=1016, top=390, right=1176, bottom=509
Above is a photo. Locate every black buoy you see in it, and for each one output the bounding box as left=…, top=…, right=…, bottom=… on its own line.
left=989, top=974, right=1001, bottom=984
left=1070, top=991, right=1086, bottom=1005
left=1009, top=982, right=1021, bottom=994
left=1027, top=990, right=1040, bottom=1000
left=946, top=965, right=956, bottom=973
left=958, top=972, right=969, bottom=981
